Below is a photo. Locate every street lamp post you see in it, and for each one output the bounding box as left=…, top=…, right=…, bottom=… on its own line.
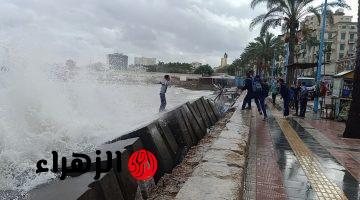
left=314, top=0, right=328, bottom=113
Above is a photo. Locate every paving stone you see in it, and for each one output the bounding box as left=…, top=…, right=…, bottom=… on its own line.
left=211, top=137, right=246, bottom=153
left=219, top=130, right=244, bottom=140
left=192, top=162, right=243, bottom=180
left=175, top=176, right=241, bottom=200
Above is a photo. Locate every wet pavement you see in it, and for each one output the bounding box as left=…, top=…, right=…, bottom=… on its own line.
left=244, top=102, right=360, bottom=200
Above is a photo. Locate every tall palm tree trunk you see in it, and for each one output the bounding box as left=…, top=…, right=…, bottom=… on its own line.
left=343, top=1, right=360, bottom=139
left=288, top=26, right=296, bottom=65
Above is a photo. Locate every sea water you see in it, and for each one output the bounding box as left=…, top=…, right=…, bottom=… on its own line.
left=0, top=64, right=211, bottom=196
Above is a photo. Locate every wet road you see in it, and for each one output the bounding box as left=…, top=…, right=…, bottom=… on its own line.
left=244, top=103, right=360, bottom=200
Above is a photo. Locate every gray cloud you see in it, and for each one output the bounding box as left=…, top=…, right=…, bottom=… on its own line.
left=0, top=0, right=357, bottom=67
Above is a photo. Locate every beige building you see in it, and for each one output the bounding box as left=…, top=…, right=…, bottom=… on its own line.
left=220, top=53, right=228, bottom=67
left=134, top=57, right=156, bottom=66
left=296, top=9, right=357, bottom=77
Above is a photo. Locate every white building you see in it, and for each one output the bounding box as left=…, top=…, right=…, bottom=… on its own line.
left=191, top=62, right=202, bottom=69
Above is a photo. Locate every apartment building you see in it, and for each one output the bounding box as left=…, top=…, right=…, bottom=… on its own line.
left=296, top=9, right=357, bottom=77
left=108, top=53, right=128, bottom=70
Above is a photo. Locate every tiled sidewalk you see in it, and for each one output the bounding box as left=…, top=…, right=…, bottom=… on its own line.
left=244, top=99, right=360, bottom=200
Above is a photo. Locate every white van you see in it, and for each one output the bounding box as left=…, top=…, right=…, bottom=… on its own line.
left=297, top=77, right=316, bottom=98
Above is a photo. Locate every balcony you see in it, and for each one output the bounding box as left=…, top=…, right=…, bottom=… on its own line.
left=348, top=38, right=356, bottom=44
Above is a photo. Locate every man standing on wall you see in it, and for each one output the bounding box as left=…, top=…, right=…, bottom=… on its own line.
left=159, top=75, right=171, bottom=112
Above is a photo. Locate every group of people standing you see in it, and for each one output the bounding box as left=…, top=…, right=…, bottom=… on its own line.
left=241, top=70, right=309, bottom=119
left=241, top=71, right=270, bottom=120
left=271, top=79, right=309, bottom=118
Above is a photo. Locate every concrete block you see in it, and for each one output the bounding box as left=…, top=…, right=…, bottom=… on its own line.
left=147, top=123, right=174, bottom=173
left=28, top=172, right=106, bottom=200
left=114, top=149, right=139, bottom=200
left=161, top=109, right=193, bottom=148
left=202, top=149, right=246, bottom=168
left=99, top=169, right=125, bottom=200
left=179, top=106, right=198, bottom=145
left=194, top=99, right=211, bottom=128
left=182, top=104, right=204, bottom=140
left=186, top=102, right=207, bottom=133
left=200, top=97, right=217, bottom=125
left=78, top=186, right=106, bottom=200
left=207, top=99, right=222, bottom=120
left=157, top=120, right=180, bottom=161
left=64, top=138, right=141, bottom=177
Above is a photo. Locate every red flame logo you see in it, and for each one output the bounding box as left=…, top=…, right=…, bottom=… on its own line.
left=128, top=149, right=158, bottom=181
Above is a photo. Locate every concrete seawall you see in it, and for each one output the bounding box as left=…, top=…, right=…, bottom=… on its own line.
left=28, top=96, right=224, bottom=200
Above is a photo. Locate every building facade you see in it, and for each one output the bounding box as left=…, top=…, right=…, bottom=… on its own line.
left=220, top=53, right=228, bottom=68
left=108, top=53, right=128, bottom=70
left=296, top=9, right=357, bottom=77
left=134, top=57, right=156, bottom=66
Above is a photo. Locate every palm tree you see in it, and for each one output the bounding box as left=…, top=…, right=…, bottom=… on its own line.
left=250, top=0, right=349, bottom=66
left=240, top=32, right=284, bottom=76
left=343, top=1, right=360, bottom=139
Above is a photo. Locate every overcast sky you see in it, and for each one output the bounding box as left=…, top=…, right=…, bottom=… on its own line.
left=0, top=0, right=358, bottom=68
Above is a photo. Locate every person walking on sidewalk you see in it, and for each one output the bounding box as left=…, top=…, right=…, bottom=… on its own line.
left=241, top=72, right=262, bottom=114
left=299, top=82, right=308, bottom=117
left=293, top=82, right=301, bottom=116
left=270, top=79, right=279, bottom=104
left=279, top=79, right=290, bottom=117
left=241, top=72, right=253, bottom=109
left=159, top=75, right=170, bottom=112
left=319, top=82, right=327, bottom=110
left=254, top=75, right=269, bottom=120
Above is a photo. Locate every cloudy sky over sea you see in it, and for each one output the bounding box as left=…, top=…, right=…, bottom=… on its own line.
left=0, top=0, right=358, bottom=67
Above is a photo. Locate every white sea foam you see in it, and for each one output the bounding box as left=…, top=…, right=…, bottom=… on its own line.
left=0, top=64, right=211, bottom=193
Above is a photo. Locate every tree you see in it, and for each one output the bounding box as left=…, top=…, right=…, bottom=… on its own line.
left=194, top=64, right=214, bottom=76
left=250, top=0, right=349, bottom=66
left=239, top=32, right=284, bottom=76
left=145, top=62, right=193, bottom=73
left=343, top=1, right=360, bottom=139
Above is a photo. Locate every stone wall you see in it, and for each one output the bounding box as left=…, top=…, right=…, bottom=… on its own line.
left=28, top=97, right=223, bottom=200
left=175, top=94, right=251, bottom=200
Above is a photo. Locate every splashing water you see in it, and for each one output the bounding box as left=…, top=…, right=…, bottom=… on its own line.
left=0, top=64, right=211, bottom=194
